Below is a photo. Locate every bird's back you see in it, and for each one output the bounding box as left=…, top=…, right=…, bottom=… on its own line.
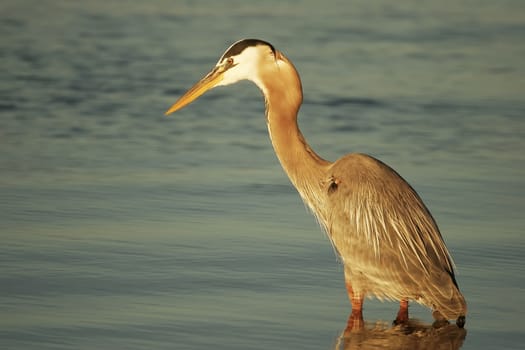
left=320, top=153, right=466, bottom=319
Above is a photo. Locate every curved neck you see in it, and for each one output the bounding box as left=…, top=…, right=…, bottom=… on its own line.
left=266, top=98, right=329, bottom=187
left=257, top=54, right=330, bottom=197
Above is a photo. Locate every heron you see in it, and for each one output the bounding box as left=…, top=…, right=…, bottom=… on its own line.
left=165, top=39, right=467, bottom=329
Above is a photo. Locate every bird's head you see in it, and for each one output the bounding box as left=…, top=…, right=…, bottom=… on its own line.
left=165, top=39, right=279, bottom=115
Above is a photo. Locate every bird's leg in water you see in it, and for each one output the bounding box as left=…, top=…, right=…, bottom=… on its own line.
left=345, top=282, right=364, bottom=331
left=393, top=299, right=409, bottom=325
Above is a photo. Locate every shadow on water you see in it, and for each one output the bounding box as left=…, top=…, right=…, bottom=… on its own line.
left=334, top=316, right=466, bottom=350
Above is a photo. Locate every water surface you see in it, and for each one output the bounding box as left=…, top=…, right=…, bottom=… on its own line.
left=1, top=1, right=524, bottom=349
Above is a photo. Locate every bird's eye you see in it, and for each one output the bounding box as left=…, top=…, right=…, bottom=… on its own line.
left=226, top=57, right=234, bottom=67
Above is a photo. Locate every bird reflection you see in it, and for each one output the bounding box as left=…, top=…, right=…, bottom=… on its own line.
left=334, top=315, right=466, bottom=350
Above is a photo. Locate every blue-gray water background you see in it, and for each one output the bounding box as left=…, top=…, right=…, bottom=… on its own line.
left=1, top=1, right=524, bottom=349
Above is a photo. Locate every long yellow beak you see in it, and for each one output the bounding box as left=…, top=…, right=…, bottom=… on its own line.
left=165, top=68, right=224, bottom=115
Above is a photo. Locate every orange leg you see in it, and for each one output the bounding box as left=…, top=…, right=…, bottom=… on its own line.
left=394, top=299, right=409, bottom=325
left=344, top=282, right=364, bottom=332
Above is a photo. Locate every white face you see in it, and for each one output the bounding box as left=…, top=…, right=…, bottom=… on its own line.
left=164, top=40, right=281, bottom=115
left=215, top=44, right=277, bottom=88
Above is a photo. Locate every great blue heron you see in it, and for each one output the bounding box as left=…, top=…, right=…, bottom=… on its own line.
left=165, top=39, right=467, bottom=328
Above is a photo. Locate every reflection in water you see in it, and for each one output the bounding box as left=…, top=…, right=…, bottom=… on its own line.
left=334, top=316, right=466, bottom=350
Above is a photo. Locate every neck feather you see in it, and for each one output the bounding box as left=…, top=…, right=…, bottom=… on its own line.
left=257, top=54, right=330, bottom=199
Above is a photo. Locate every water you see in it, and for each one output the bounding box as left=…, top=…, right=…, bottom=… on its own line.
left=1, top=1, right=524, bottom=349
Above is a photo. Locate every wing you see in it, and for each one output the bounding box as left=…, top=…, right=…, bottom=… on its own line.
left=322, top=153, right=466, bottom=318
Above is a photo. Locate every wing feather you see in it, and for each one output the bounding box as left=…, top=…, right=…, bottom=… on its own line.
left=322, top=153, right=465, bottom=317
